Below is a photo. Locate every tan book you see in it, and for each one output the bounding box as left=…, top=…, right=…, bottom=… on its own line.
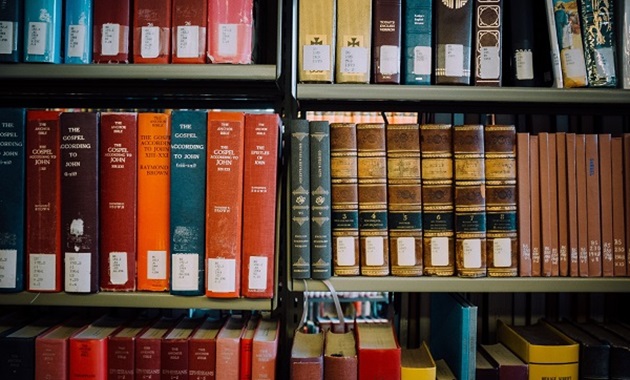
left=556, top=133, right=569, bottom=276
left=298, top=0, right=336, bottom=83
left=576, top=135, right=589, bottom=276
left=420, top=124, right=455, bottom=276
left=599, top=134, right=614, bottom=277
left=387, top=123, right=423, bottom=276
left=611, top=137, right=627, bottom=276
left=538, top=132, right=552, bottom=276
left=566, top=133, right=579, bottom=276
left=585, top=134, right=602, bottom=276
left=516, top=132, right=531, bottom=277
left=549, top=134, right=559, bottom=276
left=335, top=0, right=372, bottom=83
left=529, top=135, right=541, bottom=277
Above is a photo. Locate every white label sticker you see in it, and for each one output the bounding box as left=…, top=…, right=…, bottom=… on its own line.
left=248, top=256, right=268, bottom=290
left=413, top=46, right=431, bottom=75
left=303, top=45, right=331, bottom=71
left=218, top=23, right=237, bottom=57
left=336, top=237, right=356, bottom=266
left=397, top=237, right=416, bottom=266
left=480, top=46, right=500, bottom=79
left=445, top=44, right=464, bottom=77
left=29, top=254, right=56, bottom=291
left=493, top=238, right=512, bottom=267
left=67, top=24, right=86, bottom=57
left=0, top=21, right=14, bottom=54
left=463, top=239, right=482, bottom=268
left=365, top=237, right=384, bottom=266
left=341, top=46, right=368, bottom=73
left=379, top=45, right=399, bottom=75
left=207, top=258, right=236, bottom=293
left=147, top=250, right=167, bottom=280
left=595, top=47, right=615, bottom=78
left=515, top=50, right=534, bottom=80
left=27, top=22, right=47, bottom=55
left=563, top=48, right=587, bottom=78
left=141, top=26, right=160, bottom=58
left=101, top=23, right=120, bottom=56
left=172, top=253, right=199, bottom=291
left=0, top=249, right=17, bottom=288
left=431, top=237, right=449, bottom=266
left=177, top=25, right=199, bottom=58
left=65, top=252, right=91, bottom=292
left=108, top=252, right=128, bottom=285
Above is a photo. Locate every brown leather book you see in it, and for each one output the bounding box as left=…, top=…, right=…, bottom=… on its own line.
left=92, top=0, right=131, bottom=63
left=372, top=0, right=402, bottom=83
left=291, top=331, right=324, bottom=380
left=566, top=133, right=579, bottom=276
left=598, top=134, right=614, bottom=277
left=454, top=125, right=487, bottom=277
left=357, top=123, right=389, bottom=276
left=485, top=125, right=517, bottom=277
left=298, top=0, right=336, bottom=83
left=625, top=134, right=630, bottom=273
left=538, top=132, right=552, bottom=276
left=434, top=0, right=473, bottom=85
left=585, top=134, right=602, bottom=276
left=324, top=330, right=357, bottom=380
left=556, top=133, right=569, bottom=276
left=473, top=0, right=503, bottom=86
left=335, top=0, right=372, bottom=83
left=549, top=134, right=559, bottom=276
left=529, top=135, right=541, bottom=276
left=611, top=137, right=627, bottom=276
left=576, top=134, right=589, bottom=276
left=420, top=124, right=455, bottom=276
left=387, top=123, right=422, bottom=276
left=516, top=132, right=531, bottom=277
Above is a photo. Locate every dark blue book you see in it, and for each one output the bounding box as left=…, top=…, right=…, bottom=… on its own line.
left=64, top=0, right=93, bottom=63
left=403, top=0, right=432, bottom=85
left=0, top=108, right=26, bottom=293
left=310, top=120, right=332, bottom=279
left=23, top=0, right=63, bottom=63
left=169, top=110, right=207, bottom=296
left=0, top=0, right=23, bottom=62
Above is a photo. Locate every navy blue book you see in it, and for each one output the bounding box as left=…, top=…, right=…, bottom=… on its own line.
left=0, top=108, right=26, bottom=293
left=0, top=0, right=23, bottom=62
left=64, top=0, right=93, bottom=63
left=403, top=0, right=432, bottom=85
left=169, top=110, right=207, bottom=296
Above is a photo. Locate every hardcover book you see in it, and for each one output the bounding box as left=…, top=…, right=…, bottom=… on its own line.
left=435, top=359, right=457, bottom=380
left=324, top=330, right=357, bottom=380
left=336, top=0, right=372, bottom=83
left=170, top=110, right=207, bottom=296
left=23, top=0, right=62, bottom=63
left=310, top=121, right=333, bottom=279
left=611, top=137, right=626, bottom=276
left=401, top=342, right=436, bottom=380
left=529, top=135, right=541, bottom=276
left=566, top=133, right=579, bottom=276
left=538, top=132, right=553, bottom=276
left=289, top=119, right=311, bottom=279
left=476, top=350, right=498, bottom=380
left=0, top=318, right=58, bottom=379
left=402, top=0, right=432, bottom=85
left=576, top=134, right=589, bottom=276
left=206, top=0, right=254, bottom=63
left=188, top=318, right=222, bottom=380
left=26, top=110, right=62, bottom=292
left=622, top=1, right=630, bottom=89
left=473, top=0, right=503, bottom=86
left=205, top=111, right=245, bottom=298
left=64, top=0, right=93, bottom=63
left=216, top=315, right=246, bottom=380
left=573, top=321, right=630, bottom=380
left=0, top=108, right=25, bottom=292
left=108, top=318, right=153, bottom=380
left=550, top=0, right=589, bottom=87
left=478, top=343, right=527, bottom=380
left=626, top=134, right=630, bottom=272
left=505, top=1, right=536, bottom=86
left=516, top=132, right=531, bottom=277
left=585, top=134, right=601, bottom=276
left=238, top=316, right=258, bottom=380
left=356, top=322, right=401, bottom=380
left=434, top=0, right=473, bottom=85
left=579, top=0, right=617, bottom=87
left=251, top=319, right=279, bottom=380
left=372, top=0, right=402, bottom=84
left=133, top=0, right=172, bottom=63
left=99, top=112, right=137, bottom=292
left=136, top=317, right=179, bottom=380
left=298, top=0, right=335, bottom=82
left=162, top=317, right=200, bottom=380
left=556, top=133, right=569, bottom=276
left=172, top=0, right=207, bottom=63
left=549, top=134, right=559, bottom=276
left=599, top=134, right=614, bottom=276
left=544, top=0, right=565, bottom=87
left=291, top=331, right=324, bottom=380
left=92, top=0, right=130, bottom=63
left=35, top=318, right=91, bottom=380
left=0, top=0, right=23, bottom=62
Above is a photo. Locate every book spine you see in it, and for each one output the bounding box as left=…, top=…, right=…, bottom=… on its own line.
left=290, top=119, right=311, bottom=279
left=507, top=1, right=536, bottom=86
left=373, top=0, right=402, bottom=84
left=454, top=125, right=487, bottom=277
left=434, top=0, right=473, bottom=85
left=0, top=0, right=23, bottom=62
left=64, top=0, right=93, bottom=63
left=551, top=0, right=589, bottom=87
left=137, top=112, right=171, bottom=291
left=70, top=338, right=108, bottom=379
left=26, top=110, right=62, bottom=292
left=420, top=124, right=455, bottom=276
left=485, top=125, right=517, bottom=277
left=1, top=337, right=36, bottom=379
left=298, top=0, right=335, bottom=82
left=544, top=0, right=565, bottom=87
left=549, top=134, right=560, bottom=276
left=357, top=123, right=389, bottom=276
left=60, top=112, right=99, bottom=293
left=566, top=133, right=579, bottom=276
left=310, top=121, right=333, bottom=279
left=251, top=322, right=278, bottom=380
left=23, top=0, right=63, bottom=63
left=206, top=0, right=254, bottom=64
left=387, top=123, right=423, bottom=276
left=216, top=337, right=240, bottom=380
left=473, top=0, right=503, bottom=86
left=579, top=0, right=617, bottom=87
left=169, top=110, right=207, bottom=296
left=516, top=132, right=532, bottom=277
left=330, top=122, right=360, bottom=276
left=162, top=339, right=188, bottom=380
left=92, top=0, right=131, bottom=63
left=585, top=134, right=602, bottom=276
left=622, top=1, right=630, bottom=89
left=171, top=0, right=207, bottom=63
left=336, top=0, right=372, bottom=84
left=576, top=134, right=589, bottom=276
left=402, top=0, right=432, bottom=85
left=538, top=132, right=553, bottom=276
left=36, top=337, right=68, bottom=380
left=136, top=338, right=161, bottom=380
left=99, top=112, right=137, bottom=292
left=626, top=134, right=630, bottom=273
left=599, top=134, right=614, bottom=276
left=556, top=133, right=569, bottom=276
left=0, top=108, right=26, bottom=292
left=241, top=113, right=280, bottom=297
left=188, top=337, right=216, bottom=380
left=529, top=135, right=542, bottom=276
left=239, top=335, right=253, bottom=380
left=611, top=137, right=626, bottom=276
left=205, top=112, right=245, bottom=298
left=133, top=0, right=172, bottom=63
left=108, top=336, right=135, bottom=380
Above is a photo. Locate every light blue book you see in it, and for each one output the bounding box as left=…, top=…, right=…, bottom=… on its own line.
left=23, top=0, right=62, bottom=63
left=64, top=0, right=93, bottom=63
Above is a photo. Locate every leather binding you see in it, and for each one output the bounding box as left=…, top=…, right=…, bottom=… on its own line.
left=529, top=135, right=541, bottom=276
left=357, top=123, right=389, bottom=276
left=420, top=124, right=454, bottom=276
left=454, top=124, right=487, bottom=277
left=387, top=123, right=423, bottom=276
left=599, top=134, right=614, bottom=276
left=372, top=0, right=402, bottom=83
left=133, top=0, right=172, bottom=63
left=611, top=137, right=627, bottom=276
left=298, top=0, right=336, bottom=83
left=402, top=0, right=432, bottom=85
left=336, top=0, right=372, bottom=83
left=310, top=121, right=333, bottom=279
left=576, top=134, right=589, bottom=276
left=473, top=0, right=502, bottom=86
left=579, top=0, right=618, bottom=87
left=330, top=122, right=360, bottom=276
left=324, top=330, right=357, bottom=380
left=549, top=134, right=559, bottom=276
left=585, top=134, right=602, bottom=276
left=565, top=133, right=579, bottom=276
left=434, top=0, right=473, bottom=85
left=538, top=132, right=553, bottom=276
left=556, top=133, right=569, bottom=276
left=485, top=125, right=517, bottom=277
left=516, top=132, right=531, bottom=277
left=289, top=119, right=311, bottom=279
left=92, top=0, right=130, bottom=63
left=291, top=331, right=324, bottom=380
left=171, top=0, right=207, bottom=63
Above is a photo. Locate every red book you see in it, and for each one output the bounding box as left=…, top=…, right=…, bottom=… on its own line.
left=162, top=317, right=201, bottom=380
left=26, top=110, right=62, bottom=293
left=171, top=0, right=207, bottom=63
left=576, top=135, right=589, bottom=276
left=529, top=135, right=541, bottom=276
left=356, top=322, right=401, bottom=380
left=566, top=133, right=579, bottom=276
left=239, top=316, right=258, bottom=380
left=206, top=0, right=254, bottom=63
left=611, top=137, right=627, bottom=276
left=99, top=112, right=138, bottom=292
left=599, top=134, right=614, bottom=277
left=585, top=134, right=602, bottom=276
left=205, top=112, right=245, bottom=298
left=107, top=318, right=153, bottom=380
left=36, top=319, right=92, bottom=380
left=216, top=315, right=246, bottom=380
left=133, top=0, right=172, bottom=63
left=92, top=0, right=131, bottom=63
left=556, top=132, right=569, bottom=276
left=188, top=318, right=223, bottom=380
left=516, top=133, right=531, bottom=277
left=241, top=113, right=280, bottom=298
left=69, top=316, right=125, bottom=380
left=136, top=317, right=179, bottom=380
left=251, top=319, right=279, bottom=380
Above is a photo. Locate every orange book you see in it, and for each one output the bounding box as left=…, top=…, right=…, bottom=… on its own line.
left=529, top=135, right=541, bottom=277
left=566, top=133, right=579, bottom=276
left=585, top=134, right=602, bottom=276
left=556, top=133, right=569, bottom=276
left=137, top=112, right=171, bottom=291
left=205, top=112, right=245, bottom=298
left=576, top=135, right=589, bottom=276
left=611, top=137, right=627, bottom=276
left=538, top=133, right=552, bottom=277
left=516, top=133, right=531, bottom=277
left=251, top=319, right=279, bottom=380
left=598, top=134, right=614, bottom=277
left=549, top=134, right=559, bottom=276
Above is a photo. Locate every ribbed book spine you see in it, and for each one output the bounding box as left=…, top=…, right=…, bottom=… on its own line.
left=473, top=0, right=503, bottom=86
left=434, top=0, right=473, bottom=85
left=335, top=0, right=372, bottom=83
left=170, top=110, right=207, bottom=295
left=579, top=0, right=617, bottom=87
left=23, top=0, right=63, bottom=63
left=387, top=123, right=422, bottom=276
left=420, top=124, right=454, bottom=276
left=289, top=119, right=311, bottom=279
left=403, top=0, right=432, bottom=85
left=0, top=0, right=23, bottom=62
left=310, top=121, right=332, bottom=279
left=454, top=124, right=486, bottom=277
left=64, top=0, right=93, bottom=63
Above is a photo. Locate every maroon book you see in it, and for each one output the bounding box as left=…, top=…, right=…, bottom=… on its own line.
left=372, top=0, right=402, bottom=83
left=92, top=0, right=131, bottom=63
left=135, top=317, right=179, bottom=380
left=188, top=318, right=223, bottom=380
left=171, top=0, right=207, bottom=63
left=162, top=317, right=201, bottom=380
left=133, top=0, right=172, bottom=63
left=60, top=112, right=99, bottom=294
left=35, top=319, right=91, bottom=380
left=26, top=110, right=63, bottom=293
left=99, top=112, right=138, bottom=292
left=108, top=318, right=152, bottom=380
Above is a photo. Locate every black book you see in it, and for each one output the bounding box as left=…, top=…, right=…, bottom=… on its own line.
left=574, top=321, right=630, bottom=380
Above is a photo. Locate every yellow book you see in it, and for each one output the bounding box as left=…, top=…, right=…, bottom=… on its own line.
left=401, top=341, right=436, bottom=380
left=335, top=0, right=372, bottom=83
left=298, top=0, right=336, bottom=83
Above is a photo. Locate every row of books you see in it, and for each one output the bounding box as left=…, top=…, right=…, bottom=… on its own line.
left=0, top=108, right=280, bottom=298
left=0, top=0, right=255, bottom=64
left=289, top=118, right=630, bottom=279
left=0, top=312, right=279, bottom=380
left=299, top=0, right=629, bottom=88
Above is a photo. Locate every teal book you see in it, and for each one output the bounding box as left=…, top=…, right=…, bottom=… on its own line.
left=579, top=0, right=617, bottom=87
left=290, top=119, right=311, bottom=279
left=0, top=0, right=23, bottom=62
left=169, top=110, right=207, bottom=296
left=23, top=0, right=63, bottom=63
left=64, top=0, right=93, bottom=63
left=430, top=293, right=478, bottom=380
left=0, top=108, right=26, bottom=293
left=310, top=121, right=332, bottom=279
left=403, top=0, right=432, bottom=85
